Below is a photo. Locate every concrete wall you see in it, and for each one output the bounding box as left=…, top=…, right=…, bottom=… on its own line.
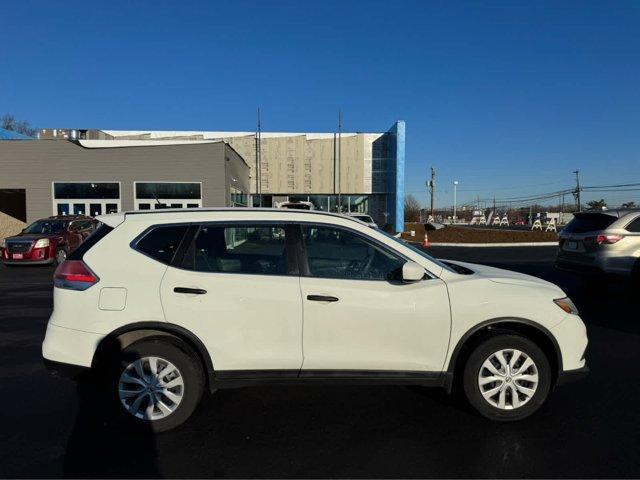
left=0, top=140, right=249, bottom=223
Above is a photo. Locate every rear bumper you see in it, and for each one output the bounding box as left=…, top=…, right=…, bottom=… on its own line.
left=555, top=259, right=602, bottom=275
left=43, top=358, right=90, bottom=380
left=42, top=323, right=103, bottom=369
left=557, top=365, right=589, bottom=386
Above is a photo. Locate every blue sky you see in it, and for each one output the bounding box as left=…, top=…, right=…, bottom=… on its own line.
left=1, top=0, right=639, bottom=208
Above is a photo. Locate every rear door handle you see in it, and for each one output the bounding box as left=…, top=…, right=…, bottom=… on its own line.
left=307, top=295, right=339, bottom=302
left=174, top=287, right=207, bottom=295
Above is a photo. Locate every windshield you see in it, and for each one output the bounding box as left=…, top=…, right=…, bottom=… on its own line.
left=23, top=220, right=66, bottom=234
left=376, top=229, right=456, bottom=273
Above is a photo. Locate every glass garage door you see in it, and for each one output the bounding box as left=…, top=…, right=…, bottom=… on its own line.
left=134, top=182, right=202, bottom=210
left=53, top=182, right=121, bottom=217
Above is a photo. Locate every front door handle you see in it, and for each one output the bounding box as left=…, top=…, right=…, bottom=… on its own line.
left=307, top=295, right=339, bottom=302
left=174, top=287, right=207, bottom=295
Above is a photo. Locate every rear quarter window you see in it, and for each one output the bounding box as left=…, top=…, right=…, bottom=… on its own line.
left=625, top=217, right=640, bottom=233
left=135, top=225, right=189, bottom=265
left=68, top=224, right=114, bottom=260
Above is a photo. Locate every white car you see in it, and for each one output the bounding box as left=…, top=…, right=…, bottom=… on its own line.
left=345, top=213, right=378, bottom=228
left=43, top=209, right=588, bottom=431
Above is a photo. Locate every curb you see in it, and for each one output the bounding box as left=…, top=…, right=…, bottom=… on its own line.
left=427, top=242, right=558, bottom=247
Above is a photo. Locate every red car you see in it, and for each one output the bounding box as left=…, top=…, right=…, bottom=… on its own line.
left=1, top=215, right=97, bottom=266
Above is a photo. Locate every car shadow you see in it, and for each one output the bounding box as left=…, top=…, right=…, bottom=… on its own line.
left=63, top=354, right=161, bottom=477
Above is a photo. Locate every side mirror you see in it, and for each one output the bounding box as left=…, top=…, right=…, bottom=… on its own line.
left=402, top=261, right=425, bottom=282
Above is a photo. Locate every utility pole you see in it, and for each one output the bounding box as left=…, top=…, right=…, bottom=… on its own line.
left=453, top=180, right=459, bottom=222
left=573, top=170, right=581, bottom=212
left=427, top=167, right=436, bottom=218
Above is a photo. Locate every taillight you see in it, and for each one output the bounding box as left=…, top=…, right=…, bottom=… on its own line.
left=53, top=260, right=99, bottom=291
left=596, top=234, right=623, bottom=245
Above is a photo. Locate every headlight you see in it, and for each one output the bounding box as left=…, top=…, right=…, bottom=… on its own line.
left=554, top=297, right=579, bottom=315
left=34, top=238, right=50, bottom=248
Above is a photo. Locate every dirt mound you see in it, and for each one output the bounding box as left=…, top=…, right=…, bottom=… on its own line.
left=401, top=223, right=558, bottom=244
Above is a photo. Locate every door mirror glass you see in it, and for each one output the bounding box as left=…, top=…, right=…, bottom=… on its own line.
left=402, top=261, right=425, bottom=282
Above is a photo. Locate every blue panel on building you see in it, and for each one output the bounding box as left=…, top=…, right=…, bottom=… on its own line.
left=386, top=120, right=405, bottom=232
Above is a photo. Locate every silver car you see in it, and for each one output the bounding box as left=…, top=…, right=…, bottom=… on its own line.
left=556, top=209, right=640, bottom=280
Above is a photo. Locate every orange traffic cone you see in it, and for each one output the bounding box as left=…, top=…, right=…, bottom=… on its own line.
left=422, top=232, right=430, bottom=248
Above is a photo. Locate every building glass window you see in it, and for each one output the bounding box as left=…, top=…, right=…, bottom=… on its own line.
left=53, top=182, right=121, bottom=217
left=134, top=182, right=203, bottom=210
left=230, top=187, right=248, bottom=207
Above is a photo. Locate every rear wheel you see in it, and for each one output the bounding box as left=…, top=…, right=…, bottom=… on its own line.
left=631, top=259, right=640, bottom=284
left=463, top=334, right=551, bottom=421
left=109, top=338, right=204, bottom=432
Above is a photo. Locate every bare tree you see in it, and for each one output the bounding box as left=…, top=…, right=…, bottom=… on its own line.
left=404, top=194, right=421, bottom=222
left=1, top=114, right=36, bottom=137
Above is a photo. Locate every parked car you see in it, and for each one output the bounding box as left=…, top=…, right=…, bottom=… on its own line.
left=556, top=209, right=640, bottom=280
left=1, top=215, right=97, bottom=266
left=345, top=212, right=378, bottom=228
left=276, top=200, right=314, bottom=210
left=43, top=208, right=588, bottom=431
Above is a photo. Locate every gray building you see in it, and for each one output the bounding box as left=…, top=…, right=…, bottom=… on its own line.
left=39, top=121, right=406, bottom=231
left=0, top=139, right=249, bottom=239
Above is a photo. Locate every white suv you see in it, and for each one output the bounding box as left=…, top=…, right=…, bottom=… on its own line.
left=43, top=209, right=588, bottom=431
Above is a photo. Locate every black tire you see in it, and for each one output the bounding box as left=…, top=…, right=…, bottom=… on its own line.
left=107, top=337, right=205, bottom=433
left=462, top=334, right=551, bottom=421
left=631, top=259, right=640, bottom=284
left=54, top=247, right=68, bottom=266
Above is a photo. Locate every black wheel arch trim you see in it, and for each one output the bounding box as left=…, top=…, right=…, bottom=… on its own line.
left=446, top=316, right=563, bottom=378
left=93, top=321, right=216, bottom=390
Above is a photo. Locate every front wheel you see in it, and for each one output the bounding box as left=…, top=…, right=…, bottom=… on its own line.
left=463, top=334, right=551, bottom=421
left=109, top=338, right=205, bottom=432
left=54, top=248, right=67, bottom=266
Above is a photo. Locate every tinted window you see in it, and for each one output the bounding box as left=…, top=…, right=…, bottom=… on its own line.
left=562, top=213, right=617, bottom=233
left=183, top=224, right=288, bottom=275
left=53, top=182, right=120, bottom=199
left=626, top=216, right=640, bottom=233
left=136, top=183, right=201, bottom=200
left=136, top=225, right=189, bottom=265
left=302, top=226, right=404, bottom=281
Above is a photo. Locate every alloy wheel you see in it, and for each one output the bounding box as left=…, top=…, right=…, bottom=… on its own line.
left=118, top=356, right=184, bottom=420
left=56, top=249, right=67, bottom=264
left=477, top=349, right=539, bottom=410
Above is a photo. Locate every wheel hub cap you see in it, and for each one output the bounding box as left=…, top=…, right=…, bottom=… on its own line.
left=118, top=356, right=184, bottom=420
left=478, top=349, right=539, bottom=410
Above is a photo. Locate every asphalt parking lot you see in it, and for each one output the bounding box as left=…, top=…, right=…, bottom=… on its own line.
left=1, top=246, right=639, bottom=478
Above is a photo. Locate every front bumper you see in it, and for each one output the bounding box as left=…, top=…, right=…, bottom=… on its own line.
left=557, top=365, right=589, bottom=386
left=3, top=258, right=55, bottom=266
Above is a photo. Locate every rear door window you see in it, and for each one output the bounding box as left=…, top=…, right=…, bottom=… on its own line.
left=135, top=225, right=189, bottom=265
left=181, top=224, right=292, bottom=275
left=562, top=214, right=617, bottom=234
